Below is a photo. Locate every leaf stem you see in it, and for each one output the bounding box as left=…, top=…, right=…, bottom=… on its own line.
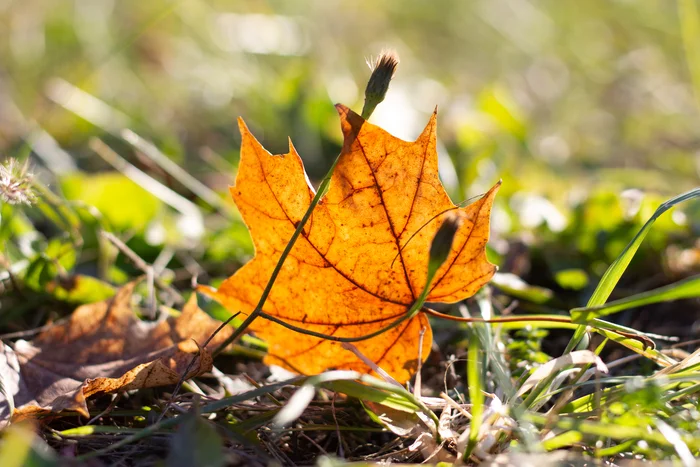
left=212, top=155, right=341, bottom=357
left=234, top=302, right=658, bottom=349
left=213, top=224, right=436, bottom=356
left=257, top=266, right=437, bottom=344
left=212, top=58, right=400, bottom=357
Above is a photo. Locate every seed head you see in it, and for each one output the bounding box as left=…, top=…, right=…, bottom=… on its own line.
left=0, top=158, right=36, bottom=206
left=361, top=50, right=399, bottom=120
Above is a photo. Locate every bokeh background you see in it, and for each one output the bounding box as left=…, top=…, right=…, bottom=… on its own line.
left=0, top=0, right=698, bottom=331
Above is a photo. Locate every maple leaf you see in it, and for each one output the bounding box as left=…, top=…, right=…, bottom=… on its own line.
left=0, top=282, right=232, bottom=424
left=200, top=105, right=499, bottom=383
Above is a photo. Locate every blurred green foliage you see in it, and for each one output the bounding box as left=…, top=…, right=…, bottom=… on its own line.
left=1, top=0, right=699, bottom=186
left=60, top=172, right=162, bottom=232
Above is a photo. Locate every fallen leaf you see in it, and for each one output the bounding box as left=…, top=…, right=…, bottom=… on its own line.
left=364, top=400, right=425, bottom=437
left=515, top=350, right=609, bottom=398
left=200, top=105, right=499, bottom=383
left=0, top=282, right=232, bottom=424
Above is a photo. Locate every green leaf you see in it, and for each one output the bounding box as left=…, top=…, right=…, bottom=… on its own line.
left=554, top=268, right=589, bottom=291
left=47, top=274, right=116, bottom=304
left=23, top=238, right=77, bottom=291
left=527, top=412, right=700, bottom=451
left=477, top=86, right=526, bottom=140
left=0, top=204, right=34, bottom=244
left=205, top=222, right=254, bottom=262
left=23, top=257, right=53, bottom=292
left=491, top=273, right=553, bottom=304
left=59, top=426, right=147, bottom=436
left=61, top=172, right=161, bottom=232
left=572, top=275, right=700, bottom=323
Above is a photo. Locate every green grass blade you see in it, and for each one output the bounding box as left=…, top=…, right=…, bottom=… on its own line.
left=572, top=275, right=700, bottom=323
left=60, top=426, right=155, bottom=436
left=585, top=188, right=699, bottom=308
left=540, top=430, right=583, bottom=451
left=464, top=327, right=485, bottom=459
left=475, top=294, right=515, bottom=398
left=526, top=412, right=700, bottom=451
left=562, top=188, right=700, bottom=356
left=323, top=380, right=419, bottom=413
left=592, top=326, right=674, bottom=366
left=202, top=377, right=304, bottom=413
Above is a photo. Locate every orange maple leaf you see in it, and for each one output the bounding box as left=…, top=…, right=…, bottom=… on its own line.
left=200, top=105, right=499, bottom=383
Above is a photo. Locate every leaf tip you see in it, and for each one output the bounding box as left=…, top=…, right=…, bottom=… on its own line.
left=287, top=136, right=297, bottom=155
left=195, top=284, right=218, bottom=301
left=414, top=108, right=439, bottom=145
left=336, top=104, right=365, bottom=141
left=485, top=180, right=502, bottom=199
left=237, top=117, right=249, bottom=135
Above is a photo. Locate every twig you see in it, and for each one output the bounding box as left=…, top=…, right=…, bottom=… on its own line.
left=89, top=138, right=204, bottom=241
left=152, top=247, right=175, bottom=276
left=122, top=129, right=233, bottom=218
left=672, top=337, right=700, bottom=348
left=414, top=327, right=427, bottom=398
left=440, top=392, right=473, bottom=420
left=155, top=312, right=240, bottom=423
left=175, top=250, right=206, bottom=285
left=243, top=374, right=283, bottom=406
left=0, top=251, right=26, bottom=299
left=199, top=146, right=236, bottom=178
left=87, top=393, right=122, bottom=425
left=300, top=432, right=328, bottom=456
left=341, top=342, right=401, bottom=387
left=100, top=231, right=184, bottom=307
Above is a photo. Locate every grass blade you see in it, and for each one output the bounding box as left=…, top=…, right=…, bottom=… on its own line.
left=517, top=351, right=607, bottom=399
left=572, top=275, right=700, bottom=323
left=563, top=188, right=700, bottom=356
left=526, top=413, right=700, bottom=451
left=463, top=327, right=484, bottom=459
left=586, top=188, right=699, bottom=308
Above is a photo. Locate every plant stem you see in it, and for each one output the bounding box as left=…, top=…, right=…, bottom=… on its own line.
left=212, top=184, right=438, bottom=355
left=225, top=296, right=657, bottom=348
left=212, top=156, right=340, bottom=357
left=257, top=266, right=438, bottom=344
left=212, top=52, right=401, bottom=356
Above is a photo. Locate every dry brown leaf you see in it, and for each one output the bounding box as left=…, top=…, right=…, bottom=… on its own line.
left=200, top=105, right=499, bottom=383
left=0, top=282, right=232, bottom=424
